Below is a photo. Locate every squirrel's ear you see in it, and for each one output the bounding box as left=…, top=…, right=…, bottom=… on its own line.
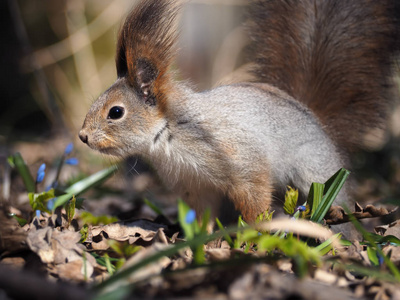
left=116, top=0, right=181, bottom=109
left=136, top=58, right=158, bottom=105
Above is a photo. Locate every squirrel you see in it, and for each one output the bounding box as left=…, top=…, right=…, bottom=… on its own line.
left=79, top=0, right=400, bottom=224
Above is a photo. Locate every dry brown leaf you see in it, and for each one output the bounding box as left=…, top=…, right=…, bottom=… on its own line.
left=86, top=220, right=171, bottom=250
left=206, top=248, right=232, bottom=261
left=204, top=238, right=232, bottom=261
left=326, top=203, right=397, bottom=225
left=52, top=260, right=87, bottom=282
left=382, top=245, right=400, bottom=267
left=375, top=220, right=400, bottom=238
left=26, top=225, right=102, bottom=281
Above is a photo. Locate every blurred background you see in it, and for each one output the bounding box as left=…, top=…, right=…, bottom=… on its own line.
left=1, top=0, right=250, bottom=218
left=2, top=0, right=247, bottom=141
left=1, top=0, right=399, bottom=220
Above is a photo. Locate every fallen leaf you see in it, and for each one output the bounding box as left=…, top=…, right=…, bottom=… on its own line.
left=382, top=245, right=400, bottom=267
left=326, top=203, right=397, bottom=225
left=27, top=224, right=101, bottom=280
left=86, top=219, right=174, bottom=250
left=375, top=220, right=400, bottom=238
left=206, top=248, right=232, bottom=261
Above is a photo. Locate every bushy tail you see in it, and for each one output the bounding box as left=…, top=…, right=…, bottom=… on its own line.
left=248, top=0, right=400, bottom=151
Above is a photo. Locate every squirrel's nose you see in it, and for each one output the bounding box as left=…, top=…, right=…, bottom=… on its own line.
left=79, top=130, right=88, bottom=144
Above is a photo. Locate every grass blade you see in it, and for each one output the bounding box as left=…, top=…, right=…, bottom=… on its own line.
left=53, top=165, right=118, bottom=210
left=8, top=153, right=35, bottom=193
left=307, top=182, right=324, bottom=220
left=143, top=198, right=163, bottom=216
left=215, top=218, right=233, bottom=247
left=311, top=168, right=350, bottom=223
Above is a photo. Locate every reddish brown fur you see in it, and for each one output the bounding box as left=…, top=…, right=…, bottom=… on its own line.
left=116, top=0, right=180, bottom=115
left=248, top=0, right=400, bottom=151
left=227, top=171, right=273, bottom=221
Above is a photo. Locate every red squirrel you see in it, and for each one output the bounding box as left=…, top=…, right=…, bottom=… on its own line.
left=79, top=0, right=400, bottom=224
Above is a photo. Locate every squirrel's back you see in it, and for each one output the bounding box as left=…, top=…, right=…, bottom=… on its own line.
left=248, top=0, right=400, bottom=151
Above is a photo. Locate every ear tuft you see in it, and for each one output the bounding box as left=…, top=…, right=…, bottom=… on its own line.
left=116, top=0, right=181, bottom=110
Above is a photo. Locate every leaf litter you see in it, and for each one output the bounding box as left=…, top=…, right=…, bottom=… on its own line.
left=1, top=149, right=400, bottom=299
left=0, top=201, right=399, bottom=299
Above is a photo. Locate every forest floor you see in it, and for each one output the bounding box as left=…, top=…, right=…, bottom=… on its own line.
left=1, top=137, right=399, bottom=300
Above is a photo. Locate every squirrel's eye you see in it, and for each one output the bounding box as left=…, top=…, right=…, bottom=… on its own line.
left=108, top=106, right=124, bottom=120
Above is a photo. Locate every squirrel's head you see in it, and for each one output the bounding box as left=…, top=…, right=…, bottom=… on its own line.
left=79, top=0, right=180, bottom=157
left=79, top=76, right=167, bottom=157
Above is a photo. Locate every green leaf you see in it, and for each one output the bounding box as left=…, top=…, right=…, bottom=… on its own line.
left=310, top=168, right=350, bottom=223
left=283, top=186, right=298, bottom=215
left=256, top=235, right=321, bottom=277
left=9, top=153, right=35, bottom=193
left=362, top=233, right=400, bottom=246
left=307, top=182, right=324, bottom=220
left=200, top=208, right=211, bottom=234
left=90, top=253, right=118, bottom=275
left=75, top=198, right=85, bottom=209
left=53, top=165, right=118, bottom=210
left=10, top=214, right=28, bottom=227
left=28, top=189, right=55, bottom=213
left=80, top=224, right=89, bottom=243
left=256, top=210, right=274, bottom=223
left=7, top=156, right=15, bottom=168
left=367, top=246, right=379, bottom=266
left=314, top=233, right=342, bottom=255
left=65, top=196, right=76, bottom=227
left=215, top=218, right=233, bottom=247
left=340, top=239, right=352, bottom=246
left=104, top=253, right=115, bottom=275
left=238, top=215, right=247, bottom=227
left=193, top=243, right=205, bottom=265
left=234, top=216, right=247, bottom=249
left=108, top=240, right=141, bottom=258
left=177, top=199, right=194, bottom=240
left=377, top=235, right=400, bottom=246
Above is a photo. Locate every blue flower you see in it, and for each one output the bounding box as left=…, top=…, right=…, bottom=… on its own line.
left=64, top=143, right=74, bottom=155
left=297, top=205, right=306, bottom=212
left=47, top=198, right=55, bottom=211
left=377, top=253, right=384, bottom=266
left=35, top=210, right=41, bottom=218
left=65, top=158, right=79, bottom=165
left=36, top=163, right=46, bottom=183
left=185, top=209, right=196, bottom=224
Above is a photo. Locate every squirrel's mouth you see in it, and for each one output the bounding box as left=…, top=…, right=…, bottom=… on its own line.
left=86, top=142, right=124, bottom=157
left=79, top=129, right=124, bottom=157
